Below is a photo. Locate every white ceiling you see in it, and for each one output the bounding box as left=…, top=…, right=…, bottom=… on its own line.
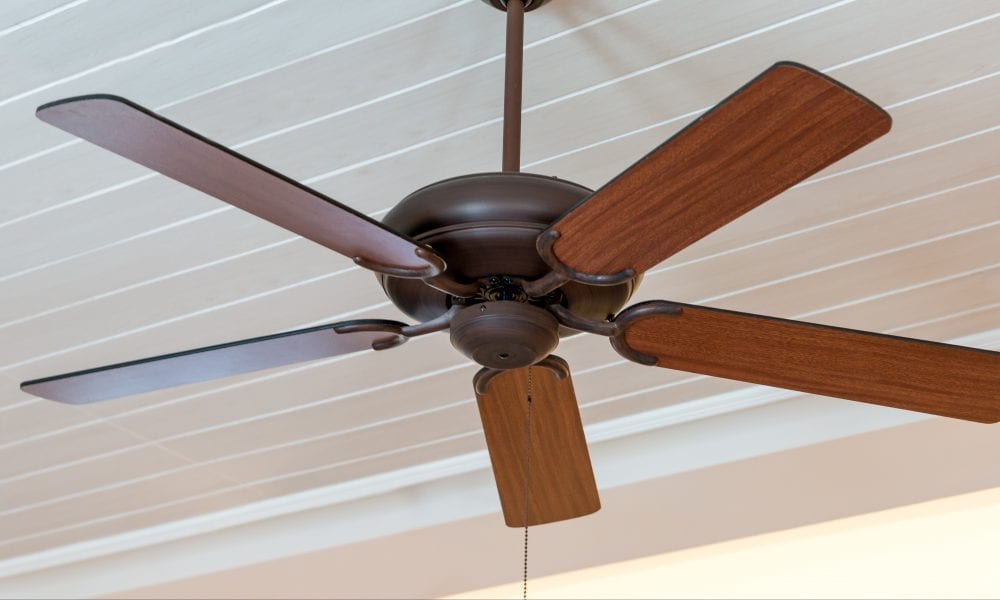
left=0, top=0, right=998, bottom=595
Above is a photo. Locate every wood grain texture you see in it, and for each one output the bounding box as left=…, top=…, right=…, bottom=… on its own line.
left=618, top=302, right=1000, bottom=423
left=475, top=359, right=600, bottom=526
left=21, top=320, right=405, bottom=405
left=547, top=62, right=891, bottom=278
left=35, top=95, right=445, bottom=277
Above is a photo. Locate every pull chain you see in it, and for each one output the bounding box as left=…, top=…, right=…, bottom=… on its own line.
left=522, top=366, right=533, bottom=600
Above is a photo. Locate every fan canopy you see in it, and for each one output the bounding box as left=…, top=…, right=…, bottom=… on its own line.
left=479, top=0, right=552, bottom=12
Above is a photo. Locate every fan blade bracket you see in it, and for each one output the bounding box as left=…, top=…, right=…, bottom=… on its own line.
left=517, top=270, right=568, bottom=298
left=371, top=336, right=407, bottom=352
left=610, top=301, right=684, bottom=365
left=332, top=324, right=407, bottom=351
left=353, top=247, right=446, bottom=280
left=334, top=320, right=407, bottom=351
left=547, top=304, right=617, bottom=337
left=421, top=273, right=482, bottom=298
left=399, top=304, right=462, bottom=337
left=331, top=320, right=403, bottom=335
left=332, top=305, right=462, bottom=341
left=473, top=354, right=570, bottom=395
left=535, top=229, right=636, bottom=288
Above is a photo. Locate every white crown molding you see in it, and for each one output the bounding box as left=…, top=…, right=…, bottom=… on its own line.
left=1, top=329, right=997, bottom=596
left=0, top=386, right=795, bottom=582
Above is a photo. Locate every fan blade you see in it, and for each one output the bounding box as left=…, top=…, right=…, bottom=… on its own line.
left=21, top=319, right=406, bottom=404
left=36, top=95, right=444, bottom=279
left=474, top=356, right=600, bottom=526
left=541, top=62, right=891, bottom=282
left=613, top=302, right=1000, bottom=423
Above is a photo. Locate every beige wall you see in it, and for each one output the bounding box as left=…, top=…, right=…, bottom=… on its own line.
left=458, top=486, right=1000, bottom=598
left=116, top=416, right=1000, bottom=599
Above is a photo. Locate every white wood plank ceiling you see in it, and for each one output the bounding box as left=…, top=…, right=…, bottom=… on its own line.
left=1, top=0, right=998, bottom=570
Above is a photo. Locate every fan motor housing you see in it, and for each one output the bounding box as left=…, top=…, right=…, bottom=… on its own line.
left=378, top=172, right=640, bottom=326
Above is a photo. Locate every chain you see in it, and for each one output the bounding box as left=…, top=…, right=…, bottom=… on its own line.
left=522, top=366, right=533, bottom=600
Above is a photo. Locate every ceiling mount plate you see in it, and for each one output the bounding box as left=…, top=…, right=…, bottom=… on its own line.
left=480, top=0, right=552, bottom=12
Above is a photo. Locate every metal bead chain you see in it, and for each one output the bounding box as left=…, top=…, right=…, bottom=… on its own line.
left=522, top=366, right=533, bottom=600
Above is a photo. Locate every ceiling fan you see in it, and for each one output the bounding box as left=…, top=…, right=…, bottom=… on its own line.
left=21, top=0, right=1000, bottom=528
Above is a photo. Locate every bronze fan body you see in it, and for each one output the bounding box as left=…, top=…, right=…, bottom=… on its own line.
left=21, top=0, right=1000, bottom=528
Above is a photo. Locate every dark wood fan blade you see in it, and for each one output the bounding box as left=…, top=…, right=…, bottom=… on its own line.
left=612, top=302, right=1000, bottom=423
left=36, top=95, right=445, bottom=279
left=474, top=356, right=600, bottom=526
left=21, top=319, right=407, bottom=404
left=541, top=62, right=891, bottom=283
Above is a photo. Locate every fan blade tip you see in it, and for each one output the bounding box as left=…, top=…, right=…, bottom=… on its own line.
left=36, top=101, right=65, bottom=121
left=976, top=413, right=1000, bottom=425
left=37, top=93, right=125, bottom=113
left=20, top=378, right=79, bottom=404
left=769, top=60, right=819, bottom=74
left=866, top=102, right=893, bottom=132
left=19, top=383, right=55, bottom=403
left=19, top=378, right=41, bottom=393
left=504, top=504, right=602, bottom=528
left=945, top=412, right=1000, bottom=425
left=769, top=60, right=893, bottom=127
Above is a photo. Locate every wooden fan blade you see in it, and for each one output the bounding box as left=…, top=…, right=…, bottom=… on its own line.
left=21, top=319, right=407, bottom=404
left=36, top=95, right=445, bottom=279
left=542, top=62, right=891, bottom=283
left=613, top=302, right=1000, bottom=423
left=474, top=356, right=600, bottom=526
